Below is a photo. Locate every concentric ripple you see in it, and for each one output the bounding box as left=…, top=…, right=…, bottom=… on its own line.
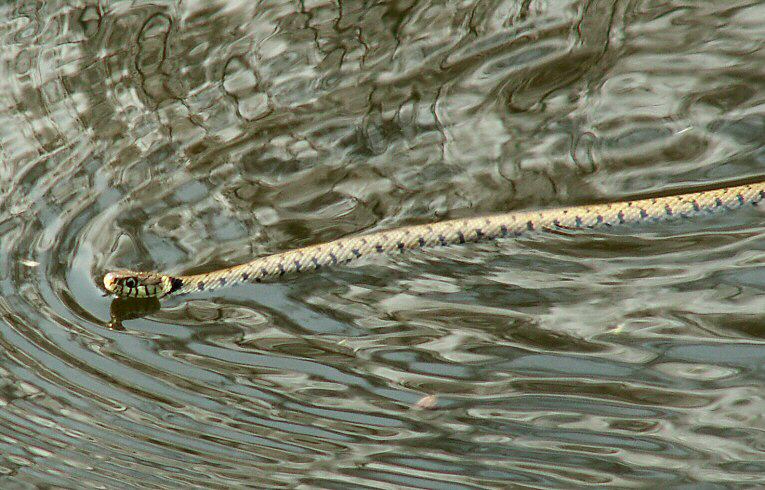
left=1, top=1, right=765, bottom=488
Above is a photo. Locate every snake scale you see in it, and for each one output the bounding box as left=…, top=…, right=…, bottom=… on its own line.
left=104, top=181, right=765, bottom=299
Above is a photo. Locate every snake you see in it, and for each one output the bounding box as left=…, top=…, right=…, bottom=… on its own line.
left=103, top=180, right=765, bottom=299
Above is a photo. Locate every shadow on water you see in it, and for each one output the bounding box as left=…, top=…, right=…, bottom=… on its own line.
left=108, top=298, right=161, bottom=331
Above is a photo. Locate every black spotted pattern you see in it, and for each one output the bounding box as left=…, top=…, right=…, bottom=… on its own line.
left=161, top=182, right=765, bottom=298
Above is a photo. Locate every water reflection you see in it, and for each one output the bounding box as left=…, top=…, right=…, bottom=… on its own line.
left=108, top=298, right=161, bottom=330
left=1, top=0, right=765, bottom=487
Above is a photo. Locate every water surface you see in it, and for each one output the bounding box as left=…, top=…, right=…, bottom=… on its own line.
left=2, top=1, right=765, bottom=487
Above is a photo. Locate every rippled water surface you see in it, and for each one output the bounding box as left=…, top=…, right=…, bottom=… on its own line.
left=2, top=1, right=765, bottom=487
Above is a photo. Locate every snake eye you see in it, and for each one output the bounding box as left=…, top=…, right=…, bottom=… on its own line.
left=124, top=278, right=137, bottom=289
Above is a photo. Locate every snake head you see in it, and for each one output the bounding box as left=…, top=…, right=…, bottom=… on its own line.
left=103, top=270, right=174, bottom=298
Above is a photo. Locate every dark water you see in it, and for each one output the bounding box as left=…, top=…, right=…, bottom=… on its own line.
left=2, top=1, right=765, bottom=487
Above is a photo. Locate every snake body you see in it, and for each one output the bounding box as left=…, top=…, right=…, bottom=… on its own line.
left=104, top=181, right=765, bottom=298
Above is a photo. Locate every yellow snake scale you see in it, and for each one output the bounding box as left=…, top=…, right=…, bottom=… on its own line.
left=104, top=181, right=765, bottom=298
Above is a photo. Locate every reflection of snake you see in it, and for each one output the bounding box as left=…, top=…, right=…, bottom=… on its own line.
left=104, top=181, right=765, bottom=299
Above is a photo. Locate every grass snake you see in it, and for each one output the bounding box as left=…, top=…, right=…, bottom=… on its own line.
left=103, top=180, right=765, bottom=299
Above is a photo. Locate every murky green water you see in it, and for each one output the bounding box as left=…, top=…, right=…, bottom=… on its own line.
left=2, top=1, right=765, bottom=487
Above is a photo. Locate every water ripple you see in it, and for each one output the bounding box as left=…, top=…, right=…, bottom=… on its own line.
left=1, top=0, right=765, bottom=487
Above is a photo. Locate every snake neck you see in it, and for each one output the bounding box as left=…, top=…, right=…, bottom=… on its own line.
left=165, top=276, right=184, bottom=296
